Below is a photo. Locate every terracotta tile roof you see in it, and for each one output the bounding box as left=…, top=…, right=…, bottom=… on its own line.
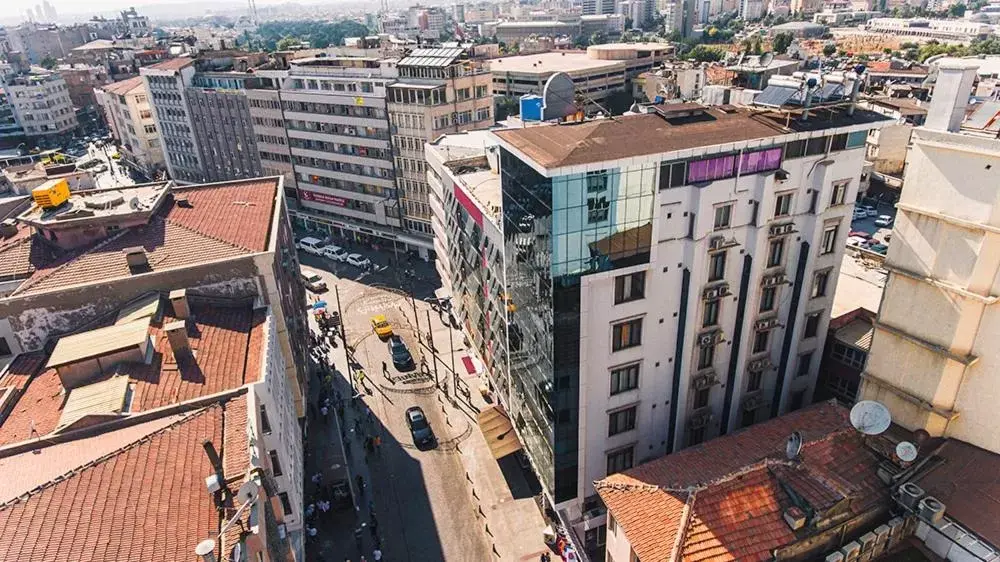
left=0, top=397, right=249, bottom=562
left=0, top=301, right=264, bottom=447
left=0, top=352, right=48, bottom=392
left=144, top=57, right=194, bottom=71
left=169, top=179, right=277, bottom=252
left=596, top=402, right=889, bottom=562
left=101, top=76, right=144, bottom=96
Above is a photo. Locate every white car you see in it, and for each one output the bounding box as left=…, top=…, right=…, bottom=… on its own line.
left=852, top=208, right=867, bottom=220
left=874, top=215, right=893, bottom=227
left=346, top=253, right=371, bottom=268
left=322, top=245, right=349, bottom=262
left=297, top=237, right=326, bottom=256
left=846, top=235, right=870, bottom=248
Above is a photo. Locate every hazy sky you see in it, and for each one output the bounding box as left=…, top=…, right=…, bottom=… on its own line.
left=0, top=0, right=330, bottom=20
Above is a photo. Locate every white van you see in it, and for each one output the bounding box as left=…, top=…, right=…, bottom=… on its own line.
left=323, top=245, right=349, bottom=262
left=297, top=237, right=325, bottom=256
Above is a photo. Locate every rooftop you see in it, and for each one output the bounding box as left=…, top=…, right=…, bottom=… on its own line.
left=869, top=97, right=928, bottom=116
left=398, top=47, right=465, bottom=68
left=493, top=106, right=891, bottom=170
left=18, top=182, right=170, bottom=228
left=144, top=57, right=194, bottom=72
left=70, top=39, right=124, bottom=52
left=596, top=401, right=888, bottom=562
left=489, top=50, right=624, bottom=75
left=0, top=299, right=265, bottom=447
left=100, top=75, right=145, bottom=96
left=832, top=251, right=886, bottom=318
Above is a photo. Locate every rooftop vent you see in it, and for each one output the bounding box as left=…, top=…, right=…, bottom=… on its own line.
left=0, top=219, right=17, bottom=239
left=175, top=196, right=193, bottom=208
left=169, top=288, right=190, bottom=320
left=123, top=247, right=148, bottom=272
left=164, top=320, right=191, bottom=362
left=783, top=506, right=806, bottom=531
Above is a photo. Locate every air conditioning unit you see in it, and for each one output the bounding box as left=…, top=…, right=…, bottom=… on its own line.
left=762, top=273, right=786, bottom=287
left=709, top=236, right=726, bottom=251
left=704, top=287, right=721, bottom=300
left=826, top=553, right=845, bottom=562
left=897, top=482, right=925, bottom=510
left=698, top=332, right=715, bottom=347
left=840, top=541, right=861, bottom=562
left=689, top=411, right=713, bottom=429
left=918, top=496, right=946, bottom=524
left=755, top=317, right=780, bottom=331
left=769, top=222, right=795, bottom=237
left=748, top=358, right=771, bottom=372
left=694, top=372, right=717, bottom=390
left=743, top=394, right=764, bottom=411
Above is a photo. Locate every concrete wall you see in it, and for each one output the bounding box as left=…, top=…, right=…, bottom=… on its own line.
left=866, top=123, right=912, bottom=176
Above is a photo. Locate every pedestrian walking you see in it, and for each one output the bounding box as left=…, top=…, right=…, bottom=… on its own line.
left=354, top=526, right=364, bottom=551
left=373, top=548, right=382, bottom=561
left=308, top=526, right=318, bottom=537
left=366, top=407, right=373, bottom=424
left=312, top=473, right=322, bottom=485
left=356, top=474, right=365, bottom=490
left=320, top=405, right=329, bottom=422
left=381, top=361, right=388, bottom=374
left=369, top=518, right=379, bottom=538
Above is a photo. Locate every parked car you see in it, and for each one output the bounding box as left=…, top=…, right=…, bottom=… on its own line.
left=297, top=237, right=326, bottom=256
left=371, top=314, right=393, bottom=340
left=869, top=243, right=889, bottom=254
left=405, top=406, right=435, bottom=447
left=848, top=230, right=872, bottom=239
left=322, top=245, right=349, bottom=262
left=347, top=253, right=371, bottom=268
left=300, top=271, right=327, bottom=292
left=846, top=235, right=871, bottom=248
left=874, top=215, right=893, bottom=227
left=387, top=335, right=414, bottom=370
left=852, top=208, right=868, bottom=221
left=861, top=205, right=879, bottom=217
left=93, top=164, right=108, bottom=173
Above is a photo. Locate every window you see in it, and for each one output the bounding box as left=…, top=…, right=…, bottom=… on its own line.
left=260, top=405, right=272, bottom=434
left=767, top=238, right=785, bottom=267
left=703, top=300, right=720, bottom=327
left=740, top=147, right=783, bottom=174
left=612, top=318, right=643, bottom=351
left=804, top=312, right=821, bottom=338
left=831, top=343, right=866, bottom=370
left=812, top=270, right=830, bottom=298
left=610, top=363, right=640, bottom=395
left=797, top=351, right=814, bottom=377
left=789, top=390, right=806, bottom=411
left=607, top=446, right=634, bottom=475
left=747, top=370, right=763, bottom=392
left=709, top=251, right=726, bottom=281
left=608, top=514, right=617, bottom=535
left=752, top=330, right=770, bottom=354
left=714, top=204, right=732, bottom=229
left=608, top=406, right=638, bottom=436
left=0, top=337, right=11, bottom=357
left=689, top=427, right=706, bottom=445
left=831, top=180, right=848, bottom=206
left=587, top=195, right=609, bottom=223
left=785, top=139, right=806, bottom=158
left=659, top=160, right=687, bottom=189
left=830, top=133, right=848, bottom=152
left=268, top=450, right=283, bottom=477
left=847, top=130, right=868, bottom=148
left=760, top=286, right=776, bottom=312
left=278, top=492, right=293, bottom=515
left=694, top=387, right=710, bottom=409
left=774, top=193, right=792, bottom=217
left=697, top=342, right=715, bottom=369
left=688, top=154, right=736, bottom=183
left=742, top=409, right=756, bottom=428
left=821, top=224, right=839, bottom=255
left=806, top=136, right=828, bottom=156
left=614, top=271, right=646, bottom=304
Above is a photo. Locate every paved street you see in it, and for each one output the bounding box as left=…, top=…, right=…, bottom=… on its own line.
left=85, top=143, right=136, bottom=189
left=301, top=250, right=548, bottom=562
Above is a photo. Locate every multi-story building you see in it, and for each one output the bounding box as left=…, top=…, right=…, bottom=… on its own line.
left=859, top=59, right=1000, bottom=455
left=0, top=176, right=309, bottom=559
left=864, top=18, right=992, bottom=41
left=583, top=0, right=617, bottom=15
left=430, top=98, right=890, bottom=551
left=56, top=63, right=110, bottom=134
left=95, top=76, right=166, bottom=177
left=0, top=88, right=23, bottom=144
left=5, top=23, right=91, bottom=64
left=2, top=67, right=78, bottom=141
left=388, top=47, right=493, bottom=243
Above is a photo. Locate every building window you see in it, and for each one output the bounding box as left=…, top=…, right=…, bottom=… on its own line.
left=774, top=193, right=792, bottom=218
left=0, top=337, right=11, bottom=357
left=608, top=514, right=617, bottom=535
left=830, top=133, right=849, bottom=152
left=608, top=406, right=638, bottom=436
left=697, top=343, right=715, bottom=370
left=268, top=450, right=283, bottom=477
left=689, top=427, right=706, bottom=445
left=741, top=408, right=756, bottom=428
left=821, top=224, right=839, bottom=255
left=797, top=351, right=814, bottom=377
left=752, top=330, right=770, bottom=354
left=714, top=203, right=732, bottom=229
left=806, top=136, right=828, bottom=156
left=831, top=343, right=866, bottom=370
left=694, top=387, right=710, bottom=409
left=612, top=318, right=643, bottom=351
left=658, top=160, right=687, bottom=189
left=767, top=238, right=785, bottom=267
left=278, top=492, right=293, bottom=515
left=709, top=251, right=726, bottom=281
left=587, top=195, right=609, bottom=223
left=760, top=286, right=777, bottom=312
left=747, top=370, right=762, bottom=392
left=260, top=405, right=272, bottom=434
left=703, top=300, right=720, bottom=327
left=610, top=363, right=640, bottom=395
left=607, top=446, right=634, bottom=475
left=804, top=312, right=821, bottom=338
left=789, top=390, right=806, bottom=411
left=614, top=271, right=646, bottom=304
left=831, top=180, right=848, bottom=206
left=812, top=270, right=830, bottom=298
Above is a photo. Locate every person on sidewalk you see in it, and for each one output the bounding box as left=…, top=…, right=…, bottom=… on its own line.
left=373, top=548, right=382, bottom=561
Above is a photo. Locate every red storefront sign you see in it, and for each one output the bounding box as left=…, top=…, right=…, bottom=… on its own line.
left=299, top=189, right=347, bottom=207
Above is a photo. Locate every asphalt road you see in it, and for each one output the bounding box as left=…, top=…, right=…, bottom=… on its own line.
left=302, top=257, right=492, bottom=562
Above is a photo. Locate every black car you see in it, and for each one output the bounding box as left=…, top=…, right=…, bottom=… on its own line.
left=387, top=335, right=413, bottom=370
left=405, top=406, right=434, bottom=446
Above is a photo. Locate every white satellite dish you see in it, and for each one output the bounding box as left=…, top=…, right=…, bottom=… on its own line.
left=786, top=431, right=803, bottom=460
left=195, top=539, right=216, bottom=556
left=236, top=481, right=258, bottom=505
left=850, top=400, right=892, bottom=435
left=896, top=441, right=918, bottom=462
left=759, top=52, right=775, bottom=68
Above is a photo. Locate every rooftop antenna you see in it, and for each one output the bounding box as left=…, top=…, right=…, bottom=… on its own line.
left=850, top=400, right=892, bottom=435
left=785, top=431, right=803, bottom=460
left=895, top=441, right=918, bottom=463
left=246, top=0, right=258, bottom=27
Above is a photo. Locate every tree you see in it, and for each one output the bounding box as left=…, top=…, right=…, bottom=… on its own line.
left=688, top=44, right=722, bottom=62
left=276, top=36, right=301, bottom=51
left=590, top=31, right=607, bottom=46
left=948, top=3, right=966, bottom=17
left=39, top=56, right=56, bottom=70
left=823, top=43, right=837, bottom=57
left=772, top=32, right=794, bottom=54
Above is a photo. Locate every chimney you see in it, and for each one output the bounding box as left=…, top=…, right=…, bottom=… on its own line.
left=169, top=288, right=190, bottom=320
left=164, top=320, right=191, bottom=361
left=783, top=506, right=806, bottom=530
left=123, top=246, right=148, bottom=271
left=0, top=219, right=16, bottom=239
left=926, top=60, right=979, bottom=133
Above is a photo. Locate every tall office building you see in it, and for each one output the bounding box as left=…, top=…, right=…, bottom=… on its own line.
left=428, top=99, right=890, bottom=553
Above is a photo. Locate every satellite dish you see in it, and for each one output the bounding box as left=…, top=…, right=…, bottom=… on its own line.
left=541, top=72, right=576, bottom=121
left=786, top=431, right=803, bottom=460
left=759, top=52, right=774, bottom=67
left=736, top=51, right=747, bottom=66
left=195, top=539, right=216, bottom=556
left=896, top=441, right=918, bottom=462
left=236, top=481, right=258, bottom=504
left=850, top=400, right=892, bottom=435
left=806, top=77, right=818, bottom=89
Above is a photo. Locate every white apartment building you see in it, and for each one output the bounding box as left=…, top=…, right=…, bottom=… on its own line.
left=429, top=101, right=890, bottom=554
left=95, top=75, right=166, bottom=176
left=3, top=68, right=77, bottom=140
left=864, top=18, right=991, bottom=41
left=860, top=59, right=1000, bottom=455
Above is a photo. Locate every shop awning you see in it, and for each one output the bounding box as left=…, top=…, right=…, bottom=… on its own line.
left=478, top=405, right=523, bottom=460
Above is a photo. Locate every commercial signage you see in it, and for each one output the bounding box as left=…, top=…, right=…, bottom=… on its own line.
left=299, top=189, right=347, bottom=207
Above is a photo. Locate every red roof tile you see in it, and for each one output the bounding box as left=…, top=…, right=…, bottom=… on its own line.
left=0, top=352, right=47, bottom=392
left=0, top=397, right=248, bottom=562
left=145, top=57, right=194, bottom=71
left=100, top=76, right=144, bottom=96
left=168, top=179, right=276, bottom=252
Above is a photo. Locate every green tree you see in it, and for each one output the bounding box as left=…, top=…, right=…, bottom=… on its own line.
left=276, top=36, right=301, bottom=50
left=948, top=3, right=966, bottom=17
left=590, top=31, right=607, bottom=46
left=823, top=43, right=837, bottom=57
left=39, top=56, right=57, bottom=70
left=688, top=44, right=722, bottom=62
left=772, top=32, right=794, bottom=54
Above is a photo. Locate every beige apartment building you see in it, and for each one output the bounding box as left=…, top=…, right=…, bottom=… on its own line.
left=387, top=47, right=493, bottom=239
left=860, top=59, right=1000, bottom=454
left=96, top=75, right=166, bottom=177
